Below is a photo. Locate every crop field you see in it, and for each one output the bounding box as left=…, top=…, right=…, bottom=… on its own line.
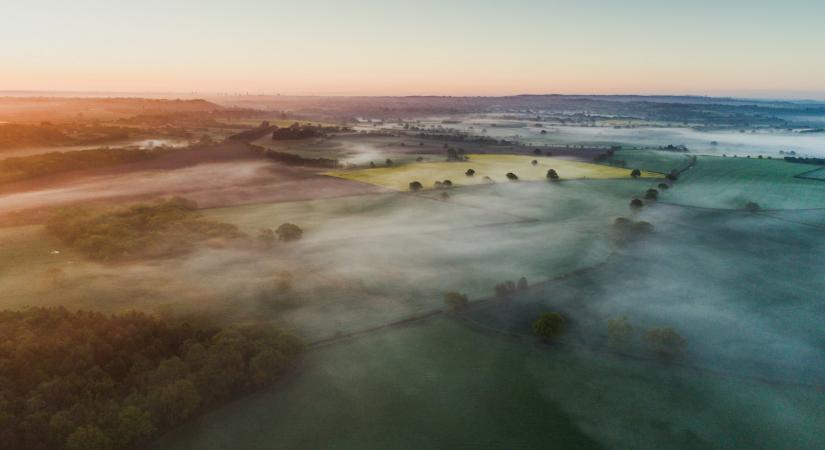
left=153, top=316, right=825, bottom=450
left=326, top=154, right=659, bottom=191
left=660, top=156, right=825, bottom=209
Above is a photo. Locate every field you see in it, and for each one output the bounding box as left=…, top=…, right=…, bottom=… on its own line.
left=660, top=156, right=825, bottom=209
left=605, top=148, right=694, bottom=174
left=326, top=154, right=659, bottom=191
left=152, top=316, right=825, bottom=450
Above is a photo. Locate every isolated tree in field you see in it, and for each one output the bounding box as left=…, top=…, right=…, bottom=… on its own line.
left=506, top=172, right=519, bottom=181
left=442, top=179, right=453, bottom=187
left=630, top=198, right=644, bottom=210
left=409, top=181, right=423, bottom=191
left=369, top=161, right=376, bottom=168
left=276, top=223, right=303, bottom=242
left=531, top=159, right=538, bottom=166
left=645, top=188, right=659, bottom=200
left=533, top=148, right=542, bottom=155
left=645, top=327, right=687, bottom=359
left=416, top=156, right=424, bottom=162
left=443, top=291, right=469, bottom=310
left=745, top=201, right=761, bottom=212
left=533, top=312, right=565, bottom=341
left=630, top=168, right=641, bottom=178
left=385, top=158, right=393, bottom=166
left=546, top=169, right=559, bottom=181
left=607, top=316, right=634, bottom=349
left=258, top=228, right=276, bottom=247
left=465, top=168, right=475, bottom=176
left=517, top=276, right=528, bottom=291
left=483, top=176, right=494, bottom=183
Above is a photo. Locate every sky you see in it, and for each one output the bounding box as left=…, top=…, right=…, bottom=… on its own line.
left=2, top=0, right=824, bottom=98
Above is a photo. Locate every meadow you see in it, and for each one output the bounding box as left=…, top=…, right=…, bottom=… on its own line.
left=326, top=154, right=658, bottom=191
left=153, top=316, right=825, bottom=450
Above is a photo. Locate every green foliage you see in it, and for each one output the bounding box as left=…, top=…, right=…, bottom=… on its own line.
left=275, top=223, right=303, bottom=242
left=45, top=197, right=245, bottom=261
left=607, top=316, right=634, bottom=349
left=546, top=169, right=559, bottom=181
left=443, top=291, right=469, bottom=310
left=645, top=188, right=659, bottom=200
left=533, top=312, right=565, bottom=341
left=0, top=307, right=303, bottom=449
left=645, top=327, right=687, bottom=359
left=0, top=147, right=157, bottom=184
left=630, top=168, right=642, bottom=178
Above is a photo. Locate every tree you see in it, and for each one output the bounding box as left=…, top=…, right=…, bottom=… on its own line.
left=115, top=406, right=154, bottom=448
left=630, top=198, right=644, bottom=210
left=65, top=426, right=112, bottom=450
left=546, top=169, right=559, bottom=181
left=657, top=183, right=669, bottom=190
left=517, top=276, right=528, bottom=290
left=645, top=188, right=658, bottom=200
left=506, top=172, right=519, bottom=181
left=533, top=312, right=565, bottom=341
left=409, top=181, right=423, bottom=191
left=531, top=159, right=538, bottom=166
left=276, top=223, right=303, bottom=242
left=258, top=228, right=276, bottom=247
left=607, top=316, right=633, bottom=349
left=465, top=169, right=475, bottom=177
left=745, top=201, right=760, bottom=212
left=442, top=180, right=453, bottom=187
left=443, top=291, right=468, bottom=310
left=666, top=169, right=680, bottom=181
left=644, top=327, right=687, bottom=359
left=630, top=169, right=641, bottom=178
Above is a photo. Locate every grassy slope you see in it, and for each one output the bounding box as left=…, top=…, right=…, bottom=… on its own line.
left=326, top=154, right=659, bottom=191
left=152, top=316, right=825, bottom=450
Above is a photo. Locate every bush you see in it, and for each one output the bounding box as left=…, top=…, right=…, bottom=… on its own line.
left=645, top=327, right=687, bottom=359
left=533, top=312, right=565, bottom=341
left=443, top=291, right=469, bottom=310
left=276, top=223, right=303, bottom=242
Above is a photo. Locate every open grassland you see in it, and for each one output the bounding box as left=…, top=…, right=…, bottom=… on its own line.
left=661, top=156, right=825, bottom=209
left=326, top=154, right=659, bottom=190
left=0, top=180, right=647, bottom=341
left=153, top=316, right=825, bottom=450
left=606, top=149, right=694, bottom=174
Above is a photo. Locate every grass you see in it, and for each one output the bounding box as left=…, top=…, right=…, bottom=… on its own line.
left=605, top=148, right=694, bottom=174
left=152, top=316, right=825, bottom=450
left=326, top=154, right=660, bottom=191
left=661, top=156, right=825, bottom=209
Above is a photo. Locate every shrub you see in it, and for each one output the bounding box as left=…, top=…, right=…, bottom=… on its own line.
left=533, top=312, right=565, bottom=341
left=645, top=327, right=687, bottom=359
left=443, top=291, right=469, bottom=310
left=276, top=223, right=303, bottom=242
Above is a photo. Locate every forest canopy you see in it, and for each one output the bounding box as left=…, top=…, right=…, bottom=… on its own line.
left=0, top=307, right=303, bottom=450
left=45, top=197, right=245, bottom=261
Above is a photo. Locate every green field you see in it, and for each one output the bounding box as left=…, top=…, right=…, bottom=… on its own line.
left=606, top=148, right=694, bottom=174
left=327, top=154, right=659, bottom=191
left=153, top=316, right=825, bottom=450
left=660, top=156, right=825, bottom=209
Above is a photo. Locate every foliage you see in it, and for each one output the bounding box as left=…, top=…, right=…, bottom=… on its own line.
left=45, top=197, right=245, bottom=261
left=645, top=188, right=659, bottom=200
left=465, top=169, right=475, bottom=176
left=745, top=201, right=761, bottom=212
left=408, top=181, right=423, bottom=191
left=0, top=147, right=158, bottom=184
left=443, top=291, right=469, bottom=310
left=630, top=168, right=641, bottom=178
left=607, top=316, right=634, bottom=349
left=258, top=228, right=276, bottom=247
left=644, top=327, right=687, bottom=359
left=275, top=223, right=303, bottom=242
left=506, top=172, right=519, bottom=180
left=546, top=169, right=559, bottom=181
left=629, top=198, right=644, bottom=210
left=0, top=307, right=303, bottom=449
left=533, top=312, right=565, bottom=341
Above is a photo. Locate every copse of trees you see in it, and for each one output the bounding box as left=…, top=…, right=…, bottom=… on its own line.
left=275, top=223, right=303, bottom=242
left=443, top=291, right=469, bottom=310
left=533, top=312, right=565, bottom=341
left=0, top=307, right=303, bottom=450
left=0, top=147, right=160, bottom=185
left=45, top=197, right=245, bottom=261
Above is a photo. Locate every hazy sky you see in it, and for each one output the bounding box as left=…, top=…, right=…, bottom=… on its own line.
left=2, top=0, right=824, bottom=98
